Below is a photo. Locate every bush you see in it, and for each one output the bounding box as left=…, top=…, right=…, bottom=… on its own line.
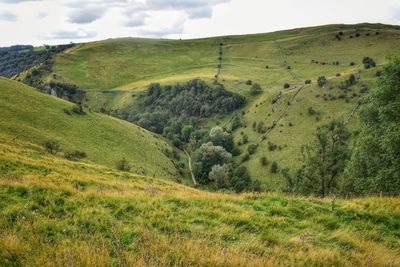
left=305, top=80, right=311, bottom=84
left=64, top=150, right=87, bottom=161
left=250, top=83, right=262, bottom=95
left=308, top=107, right=317, bottom=115
left=270, top=161, right=279, bottom=173
left=241, top=153, right=250, bottom=162
left=116, top=158, right=131, bottom=171
left=283, top=83, right=290, bottom=89
left=247, top=144, right=258, bottom=155
left=260, top=156, right=268, bottom=166
left=71, top=104, right=84, bottom=114
left=363, top=57, right=376, bottom=69
left=246, top=80, right=252, bottom=85
left=267, top=141, right=277, bottom=151
left=317, top=76, right=327, bottom=87
left=42, top=140, right=60, bottom=155
left=242, top=134, right=249, bottom=144
left=256, top=122, right=267, bottom=134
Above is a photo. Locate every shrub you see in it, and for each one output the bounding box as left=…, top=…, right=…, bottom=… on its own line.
left=363, top=57, right=376, bottom=69
left=283, top=83, right=290, bottom=89
left=71, top=104, right=84, bottom=114
left=242, top=134, right=249, bottom=144
left=260, top=156, right=268, bottom=166
left=305, top=80, right=311, bottom=84
left=247, top=144, right=258, bottom=155
left=250, top=83, right=262, bottom=95
left=116, top=158, right=131, bottom=171
left=267, top=141, right=277, bottom=151
left=246, top=80, right=252, bottom=85
left=240, top=153, right=250, bottom=162
left=308, top=107, right=317, bottom=115
left=256, top=122, right=267, bottom=134
left=270, top=161, right=279, bottom=173
left=350, top=62, right=355, bottom=66
left=64, top=150, right=87, bottom=161
left=42, top=140, right=60, bottom=155
left=317, top=76, right=327, bottom=87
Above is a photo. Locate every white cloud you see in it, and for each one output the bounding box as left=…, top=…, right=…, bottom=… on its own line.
left=41, top=29, right=97, bottom=39
left=0, top=0, right=399, bottom=46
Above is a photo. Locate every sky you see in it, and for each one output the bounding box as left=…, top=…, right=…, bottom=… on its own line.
left=0, top=0, right=400, bottom=46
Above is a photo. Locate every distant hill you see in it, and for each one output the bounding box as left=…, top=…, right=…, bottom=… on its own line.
left=14, top=23, right=400, bottom=189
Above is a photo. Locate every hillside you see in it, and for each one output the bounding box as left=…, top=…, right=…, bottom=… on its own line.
left=1, top=136, right=399, bottom=266
left=0, top=77, right=182, bottom=180
left=22, top=23, right=400, bottom=189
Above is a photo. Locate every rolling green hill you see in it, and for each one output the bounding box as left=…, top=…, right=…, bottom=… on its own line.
left=0, top=77, right=182, bottom=180
left=25, top=23, right=400, bottom=189
left=1, top=136, right=399, bottom=266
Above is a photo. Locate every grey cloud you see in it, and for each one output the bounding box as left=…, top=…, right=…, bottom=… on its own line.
left=145, top=0, right=229, bottom=19
left=187, top=6, right=212, bottom=19
left=37, top=11, right=47, bottom=19
left=68, top=6, right=106, bottom=24
left=138, top=19, right=184, bottom=37
left=0, top=11, right=17, bottom=21
left=123, top=16, right=147, bottom=27
left=42, top=29, right=97, bottom=39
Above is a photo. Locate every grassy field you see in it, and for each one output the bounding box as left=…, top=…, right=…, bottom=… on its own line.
left=0, top=77, right=183, bottom=181
left=28, top=23, right=400, bottom=190
left=1, top=136, right=400, bottom=266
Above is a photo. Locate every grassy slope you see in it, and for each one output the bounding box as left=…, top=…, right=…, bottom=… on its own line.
left=26, top=23, right=400, bottom=189
left=0, top=137, right=399, bottom=266
left=0, top=77, right=182, bottom=180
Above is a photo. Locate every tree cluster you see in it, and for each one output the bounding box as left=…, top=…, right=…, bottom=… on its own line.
left=0, top=44, right=74, bottom=78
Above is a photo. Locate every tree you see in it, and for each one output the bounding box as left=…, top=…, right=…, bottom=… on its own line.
left=193, top=142, right=232, bottom=184
left=116, top=158, right=131, bottom=171
left=250, top=83, right=262, bottom=95
left=346, top=57, right=400, bottom=194
left=362, top=57, right=376, bottom=69
left=230, top=166, right=252, bottom=193
left=317, top=76, right=327, bottom=87
left=180, top=125, right=194, bottom=142
left=42, top=140, right=60, bottom=155
left=209, top=164, right=231, bottom=189
left=284, top=83, right=290, bottom=89
left=209, top=126, right=234, bottom=153
left=345, top=74, right=357, bottom=87
left=285, top=121, right=350, bottom=196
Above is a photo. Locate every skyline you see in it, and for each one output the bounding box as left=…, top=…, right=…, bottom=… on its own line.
left=0, top=0, right=400, bottom=46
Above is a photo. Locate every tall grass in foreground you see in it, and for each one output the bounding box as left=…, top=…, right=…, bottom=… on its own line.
left=0, top=136, right=399, bottom=266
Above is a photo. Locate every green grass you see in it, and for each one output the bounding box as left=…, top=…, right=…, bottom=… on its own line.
left=0, top=138, right=399, bottom=266
left=0, top=77, right=183, bottom=180
left=31, top=23, right=400, bottom=190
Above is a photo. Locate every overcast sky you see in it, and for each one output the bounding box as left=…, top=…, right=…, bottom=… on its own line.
left=0, top=0, right=400, bottom=46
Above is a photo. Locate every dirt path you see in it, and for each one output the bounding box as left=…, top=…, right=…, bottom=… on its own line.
left=184, top=149, right=197, bottom=186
